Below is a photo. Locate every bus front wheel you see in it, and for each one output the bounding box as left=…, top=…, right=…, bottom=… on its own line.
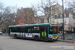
left=35, top=36, right=39, bottom=41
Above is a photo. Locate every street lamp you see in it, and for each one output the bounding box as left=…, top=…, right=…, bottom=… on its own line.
left=62, top=0, right=65, bottom=40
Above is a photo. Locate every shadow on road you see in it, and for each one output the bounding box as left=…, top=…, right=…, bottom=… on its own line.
left=10, top=37, right=58, bottom=43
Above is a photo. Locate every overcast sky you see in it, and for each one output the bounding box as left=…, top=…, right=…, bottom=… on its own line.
left=0, top=0, right=70, bottom=15
left=0, top=0, right=41, bottom=8
left=0, top=0, right=70, bottom=8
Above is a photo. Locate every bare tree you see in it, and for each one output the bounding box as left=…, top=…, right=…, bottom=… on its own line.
left=0, top=3, right=4, bottom=22
left=66, top=0, right=75, bottom=31
left=0, top=5, right=16, bottom=33
left=32, top=0, right=61, bottom=23
left=68, top=0, right=75, bottom=19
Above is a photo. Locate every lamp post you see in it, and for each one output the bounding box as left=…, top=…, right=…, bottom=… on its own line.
left=62, top=0, right=65, bottom=40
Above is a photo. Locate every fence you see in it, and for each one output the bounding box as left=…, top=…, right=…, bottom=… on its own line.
left=58, top=33, right=75, bottom=41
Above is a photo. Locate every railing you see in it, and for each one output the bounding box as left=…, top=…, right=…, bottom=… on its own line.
left=58, top=33, right=75, bottom=41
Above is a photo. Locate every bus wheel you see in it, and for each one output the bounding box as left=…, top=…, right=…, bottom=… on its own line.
left=35, top=36, right=39, bottom=41
left=14, top=34, right=17, bottom=39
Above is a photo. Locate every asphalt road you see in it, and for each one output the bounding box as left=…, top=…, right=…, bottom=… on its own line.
left=0, top=35, right=75, bottom=50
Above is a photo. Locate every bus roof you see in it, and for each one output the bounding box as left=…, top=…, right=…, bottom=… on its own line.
left=9, top=23, right=50, bottom=27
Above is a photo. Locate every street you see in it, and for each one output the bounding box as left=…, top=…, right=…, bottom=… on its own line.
left=0, top=35, right=75, bottom=50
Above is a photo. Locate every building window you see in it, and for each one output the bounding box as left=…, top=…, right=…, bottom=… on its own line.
left=52, top=7, right=55, bottom=10
left=58, top=15, right=60, bottom=18
left=60, top=15, right=62, bottom=18
left=57, top=20, right=59, bottom=24
left=55, top=15, right=57, bottom=19
left=66, top=13, right=69, bottom=17
left=60, top=20, right=62, bottom=23
left=64, top=14, right=66, bottom=17
left=65, top=20, right=66, bottom=24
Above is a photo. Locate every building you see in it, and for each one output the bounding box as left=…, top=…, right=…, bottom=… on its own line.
left=16, top=7, right=34, bottom=25
left=43, top=3, right=75, bottom=31
left=44, top=3, right=62, bottom=23
left=34, top=16, right=45, bottom=24
left=53, top=11, right=75, bottom=31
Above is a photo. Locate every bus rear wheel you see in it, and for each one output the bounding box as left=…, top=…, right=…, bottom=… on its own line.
left=35, top=36, right=39, bottom=41
left=14, top=34, right=17, bottom=39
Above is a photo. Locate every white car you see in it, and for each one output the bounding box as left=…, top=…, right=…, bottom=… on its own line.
left=0, top=32, right=2, bottom=35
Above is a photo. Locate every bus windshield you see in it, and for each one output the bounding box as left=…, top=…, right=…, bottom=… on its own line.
left=49, top=27, right=57, bottom=34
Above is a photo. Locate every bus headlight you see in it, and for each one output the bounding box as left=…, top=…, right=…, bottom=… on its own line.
left=49, top=35, right=53, bottom=38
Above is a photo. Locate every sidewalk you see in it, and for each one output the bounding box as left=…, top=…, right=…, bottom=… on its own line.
left=58, top=39, right=75, bottom=43
left=2, top=33, right=8, bottom=36
left=58, top=33, right=75, bottom=43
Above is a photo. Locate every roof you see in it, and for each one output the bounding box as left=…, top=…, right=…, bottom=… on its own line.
left=9, top=23, right=50, bottom=27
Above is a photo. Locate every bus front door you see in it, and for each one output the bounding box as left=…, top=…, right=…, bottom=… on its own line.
left=40, top=26, right=48, bottom=40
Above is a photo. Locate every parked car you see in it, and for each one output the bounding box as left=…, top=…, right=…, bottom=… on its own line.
left=0, top=32, right=2, bottom=35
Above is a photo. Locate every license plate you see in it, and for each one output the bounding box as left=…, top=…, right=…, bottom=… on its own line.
left=53, top=36, right=57, bottom=38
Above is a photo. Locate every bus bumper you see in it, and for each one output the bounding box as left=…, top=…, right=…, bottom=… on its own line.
left=48, top=38, right=58, bottom=41
left=48, top=38, right=53, bottom=41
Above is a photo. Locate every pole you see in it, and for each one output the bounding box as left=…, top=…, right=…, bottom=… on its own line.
left=62, top=0, right=65, bottom=40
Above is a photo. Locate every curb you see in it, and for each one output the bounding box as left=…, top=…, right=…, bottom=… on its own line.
left=58, top=40, right=75, bottom=43
left=2, top=34, right=8, bottom=36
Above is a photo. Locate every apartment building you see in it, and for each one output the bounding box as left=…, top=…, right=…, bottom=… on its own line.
left=44, top=3, right=62, bottom=23
left=34, top=16, right=45, bottom=24
left=16, top=7, right=34, bottom=25
left=53, top=11, right=75, bottom=31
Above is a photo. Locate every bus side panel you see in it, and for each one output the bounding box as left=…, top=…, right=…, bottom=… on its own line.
left=32, top=33, right=40, bottom=38
left=8, top=28, right=10, bottom=36
left=10, top=32, right=19, bottom=37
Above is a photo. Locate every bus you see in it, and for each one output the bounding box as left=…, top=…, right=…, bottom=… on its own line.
left=8, top=23, right=58, bottom=41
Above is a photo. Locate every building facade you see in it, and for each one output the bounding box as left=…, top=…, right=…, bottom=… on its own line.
left=44, top=3, right=62, bottom=23
left=43, top=3, right=75, bottom=31
left=34, top=16, right=45, bottom=24
left=16, top=7, right=34, bottom=25
left=53, top=11, right=75, bottom=31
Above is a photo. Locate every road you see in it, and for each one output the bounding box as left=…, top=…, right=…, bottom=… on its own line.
left=0, top=35, right=75, bottom=50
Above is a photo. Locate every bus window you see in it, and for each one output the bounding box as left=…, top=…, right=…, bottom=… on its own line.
left=25, top=27, right=32, bottom=33
left=49, top=27, right=57, bottom=34
left=10, top=27, right=25, bottom=33
left=40, top=26, right=48, bottom=32
left=25, top=27, right=40, bottom=33
left=33, top=28, right=40, bottom=33
left=11, top=27, right=17, bottom=32
left=28, top=28, right=32, bottom=33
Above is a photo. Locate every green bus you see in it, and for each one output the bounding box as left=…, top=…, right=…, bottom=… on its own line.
left=8, top=23, right=58, bottom=41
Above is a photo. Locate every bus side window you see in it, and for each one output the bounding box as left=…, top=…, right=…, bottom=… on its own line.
left=25, top=27, right=32, bottom=33
left=33, top=28, right=40, bottom=33
left=20, top=27, right=25, bottom=33
left=11, top=27, right=17, bottom=32
left=25, top=27, right=28, bottom=33
left=25, top=27, right=40, bottom=33
left=28, top=29, right=32, bottom=33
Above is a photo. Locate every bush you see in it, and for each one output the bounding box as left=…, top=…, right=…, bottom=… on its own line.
left=2, top=29, right=6, bottom=33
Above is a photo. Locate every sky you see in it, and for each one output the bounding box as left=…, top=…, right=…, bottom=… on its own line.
left=0, top=0, right=41, bottom=8
left=0, top=0, right=70, bottom=8
left=0, top=0, right=70, bottom=15
left=0, top=0, right=65, bottom=8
